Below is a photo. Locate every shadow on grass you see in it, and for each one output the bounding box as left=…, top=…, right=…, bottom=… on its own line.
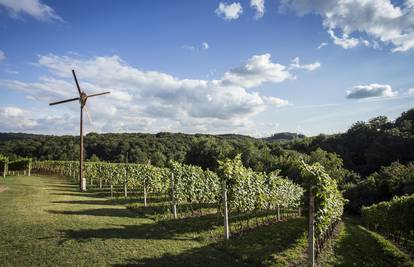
left=114, top=245, right=244, bottom=267
left=326, top=219, right=412, bottom=267
left=111, top=218, right=306, bottom=267
left=49, top=192, right=107, bottom=198
left=59, top=213, right=222, bottom=241
left=58, top=212, right=305, bottom=265
left=51, top=198, right=144, bottom=206
left=47, top=207, right=142, bottom=218
left=46, top=184, right=78, bottom=189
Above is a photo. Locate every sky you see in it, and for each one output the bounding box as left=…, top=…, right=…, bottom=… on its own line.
left=0, top=0, right=413, bottom=137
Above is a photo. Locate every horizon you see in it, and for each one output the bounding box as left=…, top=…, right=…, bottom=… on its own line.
left=1, top=0, right=414, bottom=137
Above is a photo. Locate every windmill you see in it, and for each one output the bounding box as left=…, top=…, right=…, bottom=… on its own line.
left=49, top=70, right=110, bottom=191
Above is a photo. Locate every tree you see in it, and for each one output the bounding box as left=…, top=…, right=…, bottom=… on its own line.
left=309, top=148, right=348, bottom=185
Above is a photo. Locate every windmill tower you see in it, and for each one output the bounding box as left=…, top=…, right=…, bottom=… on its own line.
left=49, top=70, right=110, bottom=191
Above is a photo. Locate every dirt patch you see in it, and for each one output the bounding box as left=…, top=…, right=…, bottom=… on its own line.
left=0, top=185, right=7, bottom=193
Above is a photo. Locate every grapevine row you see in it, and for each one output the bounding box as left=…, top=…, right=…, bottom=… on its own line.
left=362, top=194, right=414, bottom=247
left=33, top=159, right=304, bottom=226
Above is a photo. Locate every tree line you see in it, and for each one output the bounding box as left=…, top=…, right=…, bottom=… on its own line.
left=1, top=108, right=413, bottom=213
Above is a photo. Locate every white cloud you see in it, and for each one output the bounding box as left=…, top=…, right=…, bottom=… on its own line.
left=317, top=42, right=327, bottom=49
left=280, top=0, right=414, bottom=52
left=289, top=57, right=320, bottom=71
left=181, top=45, right=196, bottom=51
left=182, top=42, right=210, bottom=51
left=346, top=83, right=398, bottom=99
left=202, top=42, right=209, bottom=50
left=327, top=29, right=371, bottom=49
left=0, top=50, right=5, bottom=61
left=215, top=2, right=243, bottom=20
left=250, top=0, right=265, bottom=19
left=408, top=88, right=414, bottom=95
left=263, top=96, right=289, bottom=107
left=0, top=106, right=39, bottom=130
left=0, top=53, right=297, bottom=134
left=222, top=53, right=294, bottom=88
left=5, top=69, right=19, bottom=74
left=0, top=0, right=61, bottom=21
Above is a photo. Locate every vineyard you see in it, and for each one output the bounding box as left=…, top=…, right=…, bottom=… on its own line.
left=362, top=194, right=414, bottom=250
left=32, top=157, right=305, bottom=236
left=1, top=156, right=412, bottom=266
left=0, top=155, right=31, bottom=177
left=30, top=156, right=349, bottom=265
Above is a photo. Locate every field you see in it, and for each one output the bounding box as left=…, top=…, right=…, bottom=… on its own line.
left=0, top=175, right=412, bottom=266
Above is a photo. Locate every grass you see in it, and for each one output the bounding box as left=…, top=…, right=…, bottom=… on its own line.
left=0, top=175, right=412, bottom=266
left=318, top=219, right=414, bottom=267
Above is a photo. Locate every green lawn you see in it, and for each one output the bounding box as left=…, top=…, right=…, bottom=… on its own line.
left=0, top=175, right=412, bottom=267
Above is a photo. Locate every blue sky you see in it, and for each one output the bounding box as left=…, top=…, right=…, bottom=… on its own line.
left=0, top=0, right=413, bottom=136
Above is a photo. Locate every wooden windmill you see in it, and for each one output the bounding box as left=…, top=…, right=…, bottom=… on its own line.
left=49, top=70, right=110, bottom=191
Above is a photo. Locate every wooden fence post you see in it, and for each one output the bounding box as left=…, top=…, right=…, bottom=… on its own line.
left=143, top=182, right=147, bottom=207
left=277, top=204, right=281, bottom=221
left=28, top=162, right=31, bottom=176
left=308, top=191, right=315, bottom=267
left=124, top=169, right=128, bottom=198
left=110, top=184, right=114, bottom=198
left=99, top=166, right=102, bottom=189
left=170, top=172, right=177, bottom=219
left=222, top=180, right=230, bottom=240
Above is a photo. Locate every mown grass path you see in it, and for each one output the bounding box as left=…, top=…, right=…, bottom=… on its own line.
left=0, top=175, right=412, bottom=267
left=0, top=175, right=234, bottom=266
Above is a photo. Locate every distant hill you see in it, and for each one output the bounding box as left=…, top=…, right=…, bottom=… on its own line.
left=0, top=133, right=43, bottom=142
left=263, top=132, right=306, bottom=142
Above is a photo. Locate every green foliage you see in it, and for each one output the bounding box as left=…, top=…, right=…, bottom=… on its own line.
left=362, top=194, right=414, bottom=246
left=0, top=154, right=8, bottom=174
left=301, top=161, right=345, bottom=244
left=8, top=158, right=32, bottom=171
left=169, top=161, right=220, bottom=206
left=34, top=157, right=303, bottom=222
left=286, top=108, right=414, bottom=177
left=218, top=155, right=303, bottom=214
left=344, top=161, right=414, bottom=213
left=309, top=148, right=348, bottom=185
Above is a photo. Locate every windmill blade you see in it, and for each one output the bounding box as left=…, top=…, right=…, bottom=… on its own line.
left=72, top=69, right=82, bottom=96
left=49, top=97, right=80, bottom=106
left=83, top=105, right=93, bottom=126
left=87, top=91, right=111, bottom=98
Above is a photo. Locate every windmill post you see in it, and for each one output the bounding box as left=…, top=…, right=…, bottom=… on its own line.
left=49, top=70, right=110, bottom=191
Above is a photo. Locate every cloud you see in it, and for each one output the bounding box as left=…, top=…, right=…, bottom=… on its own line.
left=215, top=2, right=243, bottom=20
left=289, top=57, right=321, bottom=71
left=0, top=50, right=5, bottom=61
left=263, top=96, right=289, bottom=107
left=4, top=69, right=19, bottom=74
left=408, top=88, right=414, bottom=95
left=250, top=0, right=265, bottom=19
left=0, top=53, right=296, bottom=134
left=182, top=42, right=210, bottom=51
left=317, top=42, right=327, bottom=49
left=202, top=42, right=209, bottom=50
left=0, top=0, right=61, bottom=21
left=346, top=83, right=398, bottom=99
left=280, top=0, right=414, bottom=52
left=222, top=53, right=294, bottom=88
left=181, top=45, right=196, bottom=51
left=327, top=29, right=371, bottom=49
left=0, top=106, right=38, bottom=130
